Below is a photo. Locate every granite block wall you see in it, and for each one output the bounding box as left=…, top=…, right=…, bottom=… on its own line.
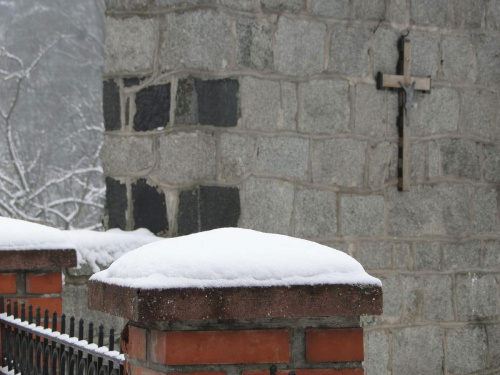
left=101, top=0, right=500, bottom=374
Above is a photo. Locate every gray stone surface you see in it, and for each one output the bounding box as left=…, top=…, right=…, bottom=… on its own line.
left=312, top=139, right=366, bottom=186
left=487, top=325, right=500, bottom=367
left=428, top=141, right=441, bottom=178
left=353, top=0, right=385, bottom=19
left=240, top=177, right=294, bottom=235
left=410, top=0, right=449, bottom=26
left=368, top=142, right=393, bottom=190
left=153, top=131, right=217, bottom=183
left=461, top=89, right=497, bottom=138
left=329, top=26, right=372, bottom=77
left=159, top=10, right=233, bottom=71
left=237, top=18, right=273, bottom=70
left=121, top=0, right=148, bottom=9
left=260, top=0, right=304, bottom=12
left=281, top=82, right=297, bottom=131
left=155, top=0, right=216, bottom=6
left=255, top=136, right=309, bottom=179
left=394, top=243, right=411, bottom=269
left=388, top=184, right=470, bottom=237
left=340, top=195, right=385, bottom=236
left=410, top=32, right=440, bottom=79
left=486, top=0, right=500, bottom=30
left=409, top=142, right=426, bottom=181
left=485, top=145, right=500, bottom=183
left=392, top=326, right=444, bottom=375
left=105, top=16, right=156, bottom=74
left=441, top=36, right=476, bottom=82
left=311, top=0, right=350, bottom=18
left=299, top=80, right=350, bottom=134
left=446, top=326, right=488, bottom=374
left=387, top=0, right=407, bottom=24
left=473, top=187, right=498, bottom=233
left=443, top=241, right=481, bottom=269
left=364, top=331, right=389, bottom=375
left=411, top=89, right=459, bottom=136
left=439, top=139, right=479, bottom=179
left=475, top=33, right=500, bottom=85
left=423, top=275, right=453, bottom=321
left=414, top=242, right=441, bottom=270
left=101, top=135, right=154, bottom=174
left=294, top=189, right=337, bottom=237
left=219, top=133, right=256, bottom=180
left=453, top=0, right=485, bottom=29
left=275, top=17, right=325, bottom=76
left=220, top=0, right=255, bottom=11
left=485, top=241, right=500, bottom=267
left=241, top=77, right=281, bottom=131
left=380, top=275, right=401, bottom=322
left=373, top=28, right=399, bottom=76
left=402, top=276, right=421, bottom=321
left=354, top=85, right=385, bottom=136
left=359, top=242, right=392, bottom=269
left=456, top=273, right=499, bottom=319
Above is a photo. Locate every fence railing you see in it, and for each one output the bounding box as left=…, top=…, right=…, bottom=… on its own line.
left=0, top=297, right=124, bottom=375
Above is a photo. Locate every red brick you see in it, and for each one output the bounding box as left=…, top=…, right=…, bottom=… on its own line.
left=12, top=297, right=63, bottom=316
left=306, top=329, right=364, bottom=363
left=133, top=366, right=225, bottom=375
left=151, top=329, right=290, bottom=365
left=127, top=326, right=147, bottom=361
left=0, top=273, right=17, bottom=294
left=26, top=273, right=62, bottom=294
left=244, top=370, right=363, bottom=375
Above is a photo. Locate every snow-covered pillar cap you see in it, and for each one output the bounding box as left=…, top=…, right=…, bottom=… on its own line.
left=0, top=217, right=77, bottom=270
left=88, top=228, right=382, bottom=321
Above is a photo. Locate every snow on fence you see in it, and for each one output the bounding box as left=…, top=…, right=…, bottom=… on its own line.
left=0, top=297, right=124, bottom=375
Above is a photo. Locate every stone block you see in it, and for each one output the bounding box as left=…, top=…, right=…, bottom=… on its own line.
left=312, top=138, right=366, bottom=187
left=103, top=79, right=121, bottom=131
left=153, top=131, right=217, bottom=184
left=311, top=0, right=350, bottom=18
left=461, top=89, right=497, bottom=138
left=159, top=10, right=233, bottom=71
left=446, top=326, right=488, bottom=374
left=177, top=188, right=199, bottom=236
left=134, top=83, right=171, bottom=131
left=105, top=177, right=127, bottom=230
left=428, top=141, right=440, bottom=178
left=281, top=82, right=297, bottom=130
left=329, top=26, right=372, bottom=76
left=394, top=243, right=411, bottom=269
left=443, top=241, right=481, bottom=269
left=175, top=78, right=198, bottom=125
left=387, top=0, right=407, bottom=24
left=104, top=16, right=157, bottom=74
left=410, top=0, right=449, bottom=26
left=359, top=242, right=392, bottom=270
left=255, top=136, right=309, bottom=179
left=260, top=0, right=304, bottom=12
left=473, top=187, right=498, bottom=233
left=373, top=28, right=399, bottom=76
left=354, top=85, right=385, bottom=136
left=487, top=325, right=500, bottom=367
left=364, top=331, right=389, bottom=375
left=101, top=135, right=154, bottom=174
left=485, top=145, right=500, bottom=183
left=353, top=0, right=385, bottom=19
left=368, top=142, right=393, bottom=190
left=402, top=276, right=421, bottom=321
left=122, top=0, right=148, bottom=9
left=388, top=184, right=470, bottom=237
left=199, top=186, right=241, bottom=231
left=240, top=177, right=294, bottom=235
left=410, top=32, right=440, bottom=79
left=486, top=0, right=500, bottom=30
left=132, top=179, right=168, bottom=235
left=439, top=139, right=479, bottom=179
left=456, top=273, right=499, bottom=319
left=220, top=0, right=254, bottom=11
left=220, top=133, right=256, bottom=180
left=241, top=77, right=280, bottom=131
left=392, top=326, right=444, bottom=375
left=475, top=33, right=500, bottom=85
left=441, top=36, right=476, bottom=82
left=485, top=241, right=500, bottom=267
left=299, top=80, right=350, bottom=134
left=423, top=275, right=453, bottom=321
left=275, top=17, right=325, bottom=76
left=294, top=189, right=337, bottom=238
left=411, top=88, right=459, bottom=136
left=414, top=242, right=441, bottom=270
left=453, top=0, right=485, bottom=28
left=340, top=195, right=385, bottom=236
left=409, top=142, right=426, bottom=181
left=237, top=18, right=273, bottom=70
left=156, top=0, right=215, bottom=6
left=379, top=275, right=401, bottom=321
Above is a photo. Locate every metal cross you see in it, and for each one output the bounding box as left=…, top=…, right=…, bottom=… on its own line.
left=377, top=36, right=431, bottom=192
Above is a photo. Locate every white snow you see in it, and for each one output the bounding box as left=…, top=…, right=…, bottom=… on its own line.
left=91, top=228, right=381, bottom=289
left=65, top=228, right=162, bottom=272
left=0, top=217, right=74, bottom=251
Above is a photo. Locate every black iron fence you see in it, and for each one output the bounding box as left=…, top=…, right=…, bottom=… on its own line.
left=0, top=297, right=123, bottom=375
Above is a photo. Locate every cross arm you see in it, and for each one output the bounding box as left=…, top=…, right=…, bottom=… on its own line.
left=377, top=73, right=431, bottom=91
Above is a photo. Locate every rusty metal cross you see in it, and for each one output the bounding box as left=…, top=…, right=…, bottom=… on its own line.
left=377, top=36, right=431, bottom=192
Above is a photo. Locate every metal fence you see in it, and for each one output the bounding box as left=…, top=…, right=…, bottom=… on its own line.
left=0, top=297, right=124, bottom=375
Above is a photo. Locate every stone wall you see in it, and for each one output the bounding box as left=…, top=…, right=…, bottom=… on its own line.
left=101, top=0, right=500, bottom=374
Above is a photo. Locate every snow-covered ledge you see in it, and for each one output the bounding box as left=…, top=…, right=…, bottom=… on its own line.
left=88, top=229, right=382, bottom=375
